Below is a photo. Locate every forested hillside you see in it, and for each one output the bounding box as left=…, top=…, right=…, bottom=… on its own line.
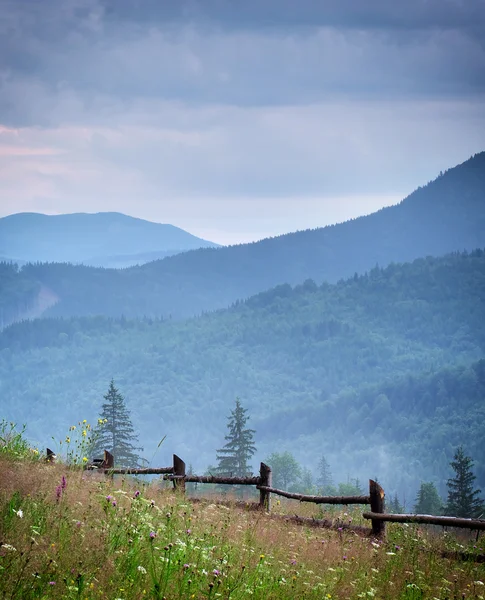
left=1, top=250, right=483, bottom=494
left=3, top=152, right=484, bottom=322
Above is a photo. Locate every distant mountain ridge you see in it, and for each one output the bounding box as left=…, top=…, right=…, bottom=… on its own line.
left=1, top=250, right=484, bottom=490
left=1, top=152, right=484, bottom=322
left=0, top=211, right=220, bottom=266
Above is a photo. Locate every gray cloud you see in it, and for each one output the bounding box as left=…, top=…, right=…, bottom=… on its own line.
left=0, top=0, right=484, bottom=243
left=1, top=0, right=484, bottom=128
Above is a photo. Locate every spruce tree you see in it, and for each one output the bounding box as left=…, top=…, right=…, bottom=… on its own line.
left=414, top=482, right=442, bottom=515
left=216, top=399, right=257, bottom=477
left=316, top=454, right=334, bottom=493
left=91, top=380, right=143, bottom=468
left=446, top=446, right=483, bottom=518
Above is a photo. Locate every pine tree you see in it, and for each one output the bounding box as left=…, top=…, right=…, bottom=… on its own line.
left=388, top=492, right=405, bottom=514
left=413, top=482, right=442, bottom=515
left=316, top=454, right=334, bottom=493
left=91, top=380, right=143, bottom=468
left=216, top=399, right=257, bottom=477
left=446, top=446, right=484, bottom=518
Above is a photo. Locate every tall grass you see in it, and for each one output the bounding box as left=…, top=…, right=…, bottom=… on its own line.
left=1, top=429, right=484, bottom=599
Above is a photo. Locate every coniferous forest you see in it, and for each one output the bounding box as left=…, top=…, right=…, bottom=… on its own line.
left=0, top=154, right=485, bottom=504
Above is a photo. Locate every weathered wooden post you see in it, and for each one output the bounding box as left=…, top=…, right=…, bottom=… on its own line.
left=103, top=450, right=114, bottom=480
left=259, top=462, right=272, bottom=512
left=369, top=479, right=386, bottom=538
left=46, top=448, right=56, bottom=463
left=173, top=454, right=186, bottom=495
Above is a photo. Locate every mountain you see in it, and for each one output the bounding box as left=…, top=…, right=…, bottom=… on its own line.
left=3, top=152, right=484, bottom=323
left=0, top=212, right=220, bottom=265
left=1, top=250, right=484, bottom=493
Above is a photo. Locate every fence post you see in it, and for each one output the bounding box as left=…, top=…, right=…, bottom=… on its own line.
left=369, top=479, right=385, bottom=538
left=173, top=454, right=186, bottom=495
left=46, top=448, right=56, bottom=463
left=259, top=462, right=272, bottom=511
left=103, top=450, right=114, bottom=480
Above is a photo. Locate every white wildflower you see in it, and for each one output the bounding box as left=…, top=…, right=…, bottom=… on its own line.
left=137, top=566, right=147, bottom=575
left=16, top=509, right=23, bottom=518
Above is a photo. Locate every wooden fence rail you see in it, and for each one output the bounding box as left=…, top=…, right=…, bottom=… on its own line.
left=363, top=511, right=485, bottom=531
left=55, top=449, right=485, bottom=538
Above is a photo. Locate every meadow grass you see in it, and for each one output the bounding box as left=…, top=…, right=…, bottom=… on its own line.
left=1, top=434, right=485, bottom=598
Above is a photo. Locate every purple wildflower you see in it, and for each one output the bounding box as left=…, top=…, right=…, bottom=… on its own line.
left=133, top=490, right=140, bottom=498
left=183, top=564, right=190, bottom=570
left=55, top=485, right=62, bottom=502
left=112, top=500, right=117, bottom=507
left=149, top=531, right=157, bottom=539
left=61, top=476, right=67, bottom=489
left=186, top=529, right=192, bottom=535
left=290, top=559, right=297, bottom=565
left=48, top=581, right=56, bottom=586
left=213, top=569, right=220, bottom=576
left=106, top=495, right=113, bottom=502
left=343, top=555, right=348, bottom=560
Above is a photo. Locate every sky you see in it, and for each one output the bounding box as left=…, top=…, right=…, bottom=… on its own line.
left=0, top=0, right=484, bottom=245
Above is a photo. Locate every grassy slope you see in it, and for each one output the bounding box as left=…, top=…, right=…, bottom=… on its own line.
left=0, top=447, right=484, bottom=600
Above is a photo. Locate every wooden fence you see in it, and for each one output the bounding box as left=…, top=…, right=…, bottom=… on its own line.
left=50, top=449, right=485, bottom=538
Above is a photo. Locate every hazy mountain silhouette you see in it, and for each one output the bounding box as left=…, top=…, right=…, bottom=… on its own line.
left=0, top=212, right=220, bottom=266
left=2, top=152, right=485, bottom=321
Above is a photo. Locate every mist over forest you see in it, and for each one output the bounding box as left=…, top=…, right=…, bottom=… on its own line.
left=0, top=153, right=484, bottom=506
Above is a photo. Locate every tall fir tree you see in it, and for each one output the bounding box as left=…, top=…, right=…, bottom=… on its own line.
left=413, top=482, right=443, bottom=515
left=316, top=454, right=334, bottom=493
left=216, top=399, right=257, bottom=477
left=91, top=380, right=143, bottom=468
left=446, top=446, right=483, bottom=518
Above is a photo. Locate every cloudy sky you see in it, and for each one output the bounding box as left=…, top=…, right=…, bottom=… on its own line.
left=1, top=0, right=484, bottom=244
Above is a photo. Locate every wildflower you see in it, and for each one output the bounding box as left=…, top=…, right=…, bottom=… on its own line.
left=75, top=521, right=82, bottom=527
left=106, top=495, right=113, bottom=502
left=213, top=569, right=220, bottom=576
left=290, top=559, right=297, bottom=565
left=97, top=419, right=104, bottom=425
left=82, top=457, right=88, bottom=463
left=56, top=485, right=62, bottom=501
left=186, top=529, right=192, bottom=534
left=61, top=476, right=67, bottom=489
left=82, top=430, right=87, bottom=437
left=82, top=419, right=87, bottom=424
left=16, top=509, right=23, bottom=518
left=48, top=582, right=56, bottom=586
left=133, top=490, right=140, bottom=498
left=260, top=554, right=265, bottom=560
left=184, top=564, right=190, bottom=570
left=137, top=566, right=147, bottom=574
left=343, top=555, right=347, bottom=560
left=65, top=437, right=71, bottom=443
left=112, top=500, right=117, bottom=507
left=149, top=531, right=156, bottom=539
